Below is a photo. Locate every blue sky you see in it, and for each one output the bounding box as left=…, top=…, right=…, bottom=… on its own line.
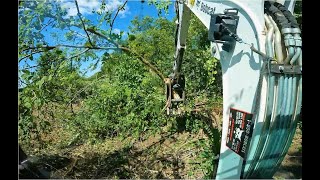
left=104, top=1, right=175, bottom=34
left=79, top=0, right=176, bottom=76
left=19, top=0, right=176, bottom=79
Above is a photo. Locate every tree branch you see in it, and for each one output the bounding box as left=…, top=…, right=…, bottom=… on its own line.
left=19, top=50, right=45, bottom=61
left=110, top=0, right=128, bottom=34
left=119, top=47, right=165, bottom=82
left=21, top=44, right=119, bottom=51
left=75, top=0, right=93, bottom=47
left=22, top=65, right=40, bottom=70
left=20, top=47, right=104, bottom=69
left=19, top=79, right=30, bottom=86
left=19, top=48, right=90, bottom=69
left=20, top=49, right=89, bottom=71
left=40, top=19, right=55, bottom=33
left=20, top=30, right=166, bottom=83
left=66, top=74, right=108, bottom=108
left=87, top=27, right=118, bottom=47
left=67, top=48, right=91, bottom=60
left=85, top=28, right=166, bottom=82
left=67, top=27, right=87, bottom=39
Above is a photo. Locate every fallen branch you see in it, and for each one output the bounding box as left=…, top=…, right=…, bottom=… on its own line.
left=63, top=157, right=78, bottom=177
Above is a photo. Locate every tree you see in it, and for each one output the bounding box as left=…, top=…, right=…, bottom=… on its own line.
left=18, top=0, right=175, bottom=150
left=19, top=0, right=172, bottom=82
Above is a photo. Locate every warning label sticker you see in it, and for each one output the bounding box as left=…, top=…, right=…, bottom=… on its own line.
left=226, top=108, right=254, bottom=158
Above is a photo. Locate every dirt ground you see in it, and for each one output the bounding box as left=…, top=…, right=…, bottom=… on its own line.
left=46, top=130, right=214, bottom=179
left=22, top=116, right=302, bottom=179
left=29, top=128, right=301, bottom=179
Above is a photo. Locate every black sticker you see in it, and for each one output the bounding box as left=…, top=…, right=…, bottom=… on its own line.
left=226, top=108, right=254, bottom=158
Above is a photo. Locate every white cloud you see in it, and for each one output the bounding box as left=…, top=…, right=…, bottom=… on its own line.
left=112, top=28, right=128, bottom=39
left=112, top=28, right=121, bottom=34
left=60, top=0, right=130, bottom=17
left=122, top=32, right=128, bottom=39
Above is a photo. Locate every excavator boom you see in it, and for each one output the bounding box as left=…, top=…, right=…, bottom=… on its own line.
left=167, top=0, right=302, bottom=178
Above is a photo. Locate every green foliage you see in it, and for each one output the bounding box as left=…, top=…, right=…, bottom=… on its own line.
left=18, top=50, right=87, bottom=150
left=19, top=3, right=223, bottom=164
left=128, top=16, right=175, bottom=75
left=182, top=14, right=222, bottom=98
left=147, top=0, right=172, bottom=15
left=18, top=1, right=302, bottom=178
left=294, top=0, right=302, bottom=27
left=188, top=119, right=220, bottom=178
left=128, top=15, right=222, bottom=98
left=170, top=110, right=221, bottom=179
left=19, top=2, right=223, bottom=177
left=74, top=80, right=166, bottom=142
left=71, top=52, right=168, bottom=142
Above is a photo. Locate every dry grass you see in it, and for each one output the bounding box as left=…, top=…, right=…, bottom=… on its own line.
left=36, top=128, right=213, bottom=179
left=21, top=103, right=302, bottom=179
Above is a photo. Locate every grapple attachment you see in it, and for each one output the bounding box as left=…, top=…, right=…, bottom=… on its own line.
left=165, top=74, right=185, bottom=115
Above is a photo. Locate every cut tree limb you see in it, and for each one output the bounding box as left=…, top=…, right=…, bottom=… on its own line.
left=87, top=28, right=166, bottom=83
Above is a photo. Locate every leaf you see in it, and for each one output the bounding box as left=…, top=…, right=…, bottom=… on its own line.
left=56, top=50, right=63, bottom=55
left=84, top=41, right=91, bottom=47
left=22, top=69, right=30, bottom=75
left=37, top=78, right=45, bottom=88
left=48, top=75, right=52, bottom=81
left=23, top=96, right=32, bottom=109
left=34, top=98, right=42, bottom=107
left=65, top=31, right=74, bottom=41
left=24, top=101, right=32, bottom=109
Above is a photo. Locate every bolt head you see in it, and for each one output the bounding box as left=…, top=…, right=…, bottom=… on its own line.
left=211, top=46, right=217, bottom=55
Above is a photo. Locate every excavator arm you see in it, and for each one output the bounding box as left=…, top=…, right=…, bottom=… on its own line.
left=166, top=0, right=302, bottom=179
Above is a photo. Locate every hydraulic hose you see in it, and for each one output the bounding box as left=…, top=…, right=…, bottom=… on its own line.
left=245, top=72, right=276, bottom=179
left=284, top=45, right=294, bottom=65
left=261, top=74, right=285, bottom=174
left=273, top=2, right=302, bottom=65
left=298, top=51, right=302, bottom=66
left=244, top=14, right=277, bottom=178
left=253, top=74, right=291, bottom=178
left=290, top=47, right=301, bottom=65
left=290, top=27, right=302, bottom=65
left=282, top=28, right=295, bottom=65
left=264, top=15, right=274, bottom=58
left=273, top=2, right=299, bottom=28
left=244, top=1, right=302, bottom=178
left=263, top=75, right=297, bottom=177
left=267, top=3, right=301, bottom=177
left=265, top=1, right=294, bottom=65
left=269, top=15, right=284, bottom=63
left=271, top=76, right=302, bottom=175
left=264, top=2, right=290, bottom=30
left=266, top=75, right=293, bottom=178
